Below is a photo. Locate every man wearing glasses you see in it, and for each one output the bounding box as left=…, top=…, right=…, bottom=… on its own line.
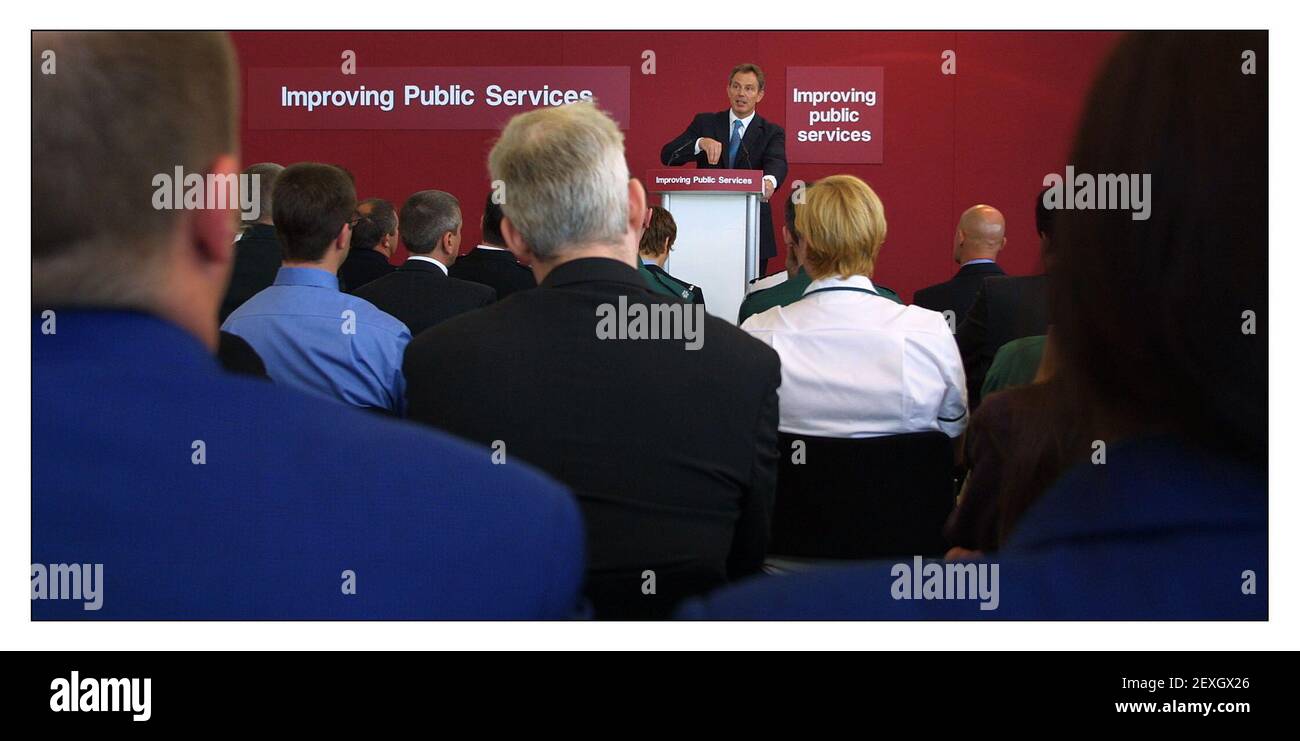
left=660, top=63, right=788, bottom=275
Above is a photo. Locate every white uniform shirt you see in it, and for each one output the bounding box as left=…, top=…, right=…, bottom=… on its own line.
left=741, top=274, right=968, bottom=438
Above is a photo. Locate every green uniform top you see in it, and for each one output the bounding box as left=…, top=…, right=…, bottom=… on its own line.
left=638, top=262, right=704, bottom=304
left=981, top=334, right=1048, bottom=398
left=737, top=268, right=902, bottom=324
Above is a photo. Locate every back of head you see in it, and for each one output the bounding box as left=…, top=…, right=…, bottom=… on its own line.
left=488, top=101, right=629, bottom=260
left=1051, top=31, right=1266, bottom=462
left=481, top=191, right=506, bottom=247
left=272, top=163, right=357, bottom=263
left=32, top=31, right=237, bottom=308
left=796, top=175, right=887, bottom=280
left=400, top=190, right=461, bottom=255
left=244, top=163, right=284, bottom=225
left=352, top=197, right=398, bottom=253
left=638, top=206, right=677, bottom=258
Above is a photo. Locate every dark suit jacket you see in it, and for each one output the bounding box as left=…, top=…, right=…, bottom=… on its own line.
left=956, top=274, right=1050, bottom=409
left=404, top=257, right=781, bottom=619
left=660, top=110, right=788, bottom=262
left=338, top=247, right=395, bottom=293
left=220, top=223, right=282, bottom=322
left=448, top=246, right=537, bottom=299
left=680, top=435, right=1266, bottom=619
left=33, top=311, right=584, bottom=619
left=913, top=261, right=1007, bottom=327
left=353, top=258, right=496, bottom=337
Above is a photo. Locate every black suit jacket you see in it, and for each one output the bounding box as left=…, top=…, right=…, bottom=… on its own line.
left=352, top=258, right=496, bottom=337
left=448, top=246, right=537, bottom=299
left=220, top=224, right=282, bottom=322
left=956, top=274, right=1050, bottom=409
left=660, top=110, right=788, bottom=262
left=338, top=248, right=396, bottom=293
left=913, top=261, right=1007, bottom=327
left=404, top=258, right=781, bottom=619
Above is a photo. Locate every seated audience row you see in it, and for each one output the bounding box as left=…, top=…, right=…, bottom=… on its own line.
left=32, top=31, right=583, bottom=619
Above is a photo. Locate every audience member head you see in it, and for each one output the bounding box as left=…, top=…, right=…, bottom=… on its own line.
left=32, top=31, right=239, bottom=350
left=1034, top=186, right=1055, bottom=271
left=400, top=190, right=462, bottom=265
left=243, top=163, right=284, bottom=226
left=782, top=190, right=807, bottom=278
left=488, top=101, right=645, bottom=282
left=1052, top=31, right=1265, bottom=463
left=638, top=206, right=678, bottom=267
left=353, top=198, right=400, bottom=258
left=796, top=175, right=887, bottom=281
left=273, top=163, right=357, bottom=273
left=951, top=204, right=1006, bottom=265
left=481, top=191, right=506, bottom=247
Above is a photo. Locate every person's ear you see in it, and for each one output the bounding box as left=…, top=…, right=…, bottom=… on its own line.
left=335, top=221, right=351, bottom=254
left=500, top=215, right=535, bottom=264
left=754, top=88, right=765, bottom=105
left=627, top=179, right=648, bottom=239
left=190, top=154, right=240, bottom=269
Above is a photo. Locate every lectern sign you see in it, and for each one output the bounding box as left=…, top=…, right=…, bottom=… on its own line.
left=646, top=169, right=765, bottom=193
left=785, top=66, right=884, bottom=164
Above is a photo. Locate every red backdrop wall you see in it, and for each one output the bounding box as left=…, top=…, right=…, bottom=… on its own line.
left=231, top=31, right=1121, bottom=301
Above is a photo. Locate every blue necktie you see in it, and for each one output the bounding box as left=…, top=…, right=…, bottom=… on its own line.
left=727, top=119, right=743, bottom=168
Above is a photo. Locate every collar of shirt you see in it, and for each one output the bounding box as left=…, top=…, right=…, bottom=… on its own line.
left=803, top=273, right=878, bottom=297
left=407, top=255, right=449, bottom=274
left=475, top=244, right=509, bottom=252
left=274, top=266, right=340, bottom=290
left=729, top=109, right=755, bottom=133
left=961, top=258, right=997, bottom=266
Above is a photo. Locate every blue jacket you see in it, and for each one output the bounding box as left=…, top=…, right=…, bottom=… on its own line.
left=679, top=436, right=1266, bottom=619
left=32, top=311, right=585, bottom=619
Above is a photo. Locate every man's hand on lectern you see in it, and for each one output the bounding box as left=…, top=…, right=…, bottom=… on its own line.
left=697, top=137, right=723, bottom=165
left=762, top=179, right=774, bottom=202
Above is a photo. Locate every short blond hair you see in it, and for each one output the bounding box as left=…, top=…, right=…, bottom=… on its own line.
left=796, top=175, right=887, bottom=280
left=488, top=101, right=629, bottom=260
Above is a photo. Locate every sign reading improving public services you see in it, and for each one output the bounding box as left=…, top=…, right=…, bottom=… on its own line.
left=785, top=67, right=884, bottom=164
left=247, top=67, right=631, bottom=130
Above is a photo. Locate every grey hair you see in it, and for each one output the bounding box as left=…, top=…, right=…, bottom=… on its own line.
left=243, top=162, right=284, bottom=224
left=399, top=190, right=461, bottom=254
left=487, top=101, right=629, bottom=260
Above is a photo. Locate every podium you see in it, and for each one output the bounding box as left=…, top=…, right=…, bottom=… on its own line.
left=646, top=169, right=763, bottom=324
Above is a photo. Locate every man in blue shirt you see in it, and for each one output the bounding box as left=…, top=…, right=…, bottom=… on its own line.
left=32, top=31, right=584, bottom=619
left=223, top=163, right=410, bottom=413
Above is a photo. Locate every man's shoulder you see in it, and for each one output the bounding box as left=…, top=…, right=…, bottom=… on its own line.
left=340, top=292, right=411, bottom=338
left=447, top=275, right=497, bottom=300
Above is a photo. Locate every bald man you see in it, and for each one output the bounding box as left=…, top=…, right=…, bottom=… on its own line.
left=913, top=205, right=1008, bottom=328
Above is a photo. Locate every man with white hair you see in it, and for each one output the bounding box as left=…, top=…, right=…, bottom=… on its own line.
left=404, top=101, right=782, bottom=620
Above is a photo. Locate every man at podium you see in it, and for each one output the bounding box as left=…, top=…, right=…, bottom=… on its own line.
left=660, top=63, right=788, bottom=274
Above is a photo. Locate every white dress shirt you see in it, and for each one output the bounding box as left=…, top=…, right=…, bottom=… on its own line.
left=406, top=254, right=449, bottom=275
left=696, top=110, right=778, bottom=192
left=741, top=274, right=968, bottom=438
